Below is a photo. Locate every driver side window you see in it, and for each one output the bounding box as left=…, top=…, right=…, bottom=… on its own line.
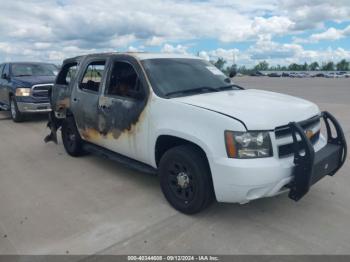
left=105, top=61, right=143, bottom=99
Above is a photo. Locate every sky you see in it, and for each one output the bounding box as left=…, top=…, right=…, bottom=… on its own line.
left=0, top=0, right=349, bottom=67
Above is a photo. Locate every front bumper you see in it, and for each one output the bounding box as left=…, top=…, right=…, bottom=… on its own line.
left=287, top=111, right=347, bottom=201
left=17, top=102, right=51, bottom=113
left=210, top=111, right=347, bottom=203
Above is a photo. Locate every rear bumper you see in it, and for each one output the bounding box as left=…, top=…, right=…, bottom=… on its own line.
left=17, top=102, right=51, bottom=113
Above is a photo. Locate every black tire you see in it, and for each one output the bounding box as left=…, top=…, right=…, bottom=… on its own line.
left=61, top=116, right=84, bottom=157
left=10, top=96, right=24, bottom=122
left=159, top=145, right=214, bottom=214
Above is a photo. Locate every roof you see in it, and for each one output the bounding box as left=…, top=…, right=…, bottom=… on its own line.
left=131, top=52, right=201, bottom=60
left=1, top=62, right=56, bottom=65
left=64, top=52, right=201, bottom=63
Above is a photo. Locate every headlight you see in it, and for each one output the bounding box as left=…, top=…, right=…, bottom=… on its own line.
left=224, top=131, right=273, bottom=159
left=16, top=88, right=31, bottom=97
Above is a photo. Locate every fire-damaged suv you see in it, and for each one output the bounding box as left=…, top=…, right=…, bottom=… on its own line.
left=45, top=53, right=347, bottom=214
left=0, top=62, right=57, bottom=122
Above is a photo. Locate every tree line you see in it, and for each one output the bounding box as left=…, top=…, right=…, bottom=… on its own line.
left=211, top=58, right=350, bottom=75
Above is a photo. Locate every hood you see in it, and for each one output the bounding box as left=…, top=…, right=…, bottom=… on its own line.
left=11, top=75, right=55, bottom=87
left=173, top=89, right=320, bottom=130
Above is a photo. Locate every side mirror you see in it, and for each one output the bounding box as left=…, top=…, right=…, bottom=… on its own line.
left=229, top=69, right=237, bottom=78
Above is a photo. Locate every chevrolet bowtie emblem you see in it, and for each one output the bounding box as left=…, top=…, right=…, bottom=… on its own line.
left=305, top=129, right=314, bottom=139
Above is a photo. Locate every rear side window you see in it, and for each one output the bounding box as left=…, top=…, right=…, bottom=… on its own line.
left=79, top=61, right=106, bottom=93
left=0, top=64, right=4, bottom=76
left=56, top=62, right=78, bottom=85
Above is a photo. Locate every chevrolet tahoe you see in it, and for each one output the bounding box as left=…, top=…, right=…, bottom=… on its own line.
left=45, top=53, right=347, bottom=214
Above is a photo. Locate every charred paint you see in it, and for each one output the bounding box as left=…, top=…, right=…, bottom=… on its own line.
left=57, top=97, right=70, bottom=110
left=46, top=53, right=151, bottom=145
left=78, top=95, right=149, bottom=142
left=98, top=96, right=148, bottom=136
left=81, top=128, right=101, bottom=141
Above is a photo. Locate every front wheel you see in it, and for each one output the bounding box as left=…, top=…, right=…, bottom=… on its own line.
left=10, top=96, right=24, bottom=122
left=159, top=145, right=214, bottom=214
left=61, top=116, right=84, bottom=157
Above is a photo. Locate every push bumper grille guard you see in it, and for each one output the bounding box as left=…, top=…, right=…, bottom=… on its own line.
left=287, top=111, right=347, bottom=201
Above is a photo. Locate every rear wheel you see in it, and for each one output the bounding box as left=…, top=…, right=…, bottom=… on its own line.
left=159, top=145, right=214, bottom=214
left=10, top=96, right=24, bottom=122
left=61, top=116, right=84, bottom=157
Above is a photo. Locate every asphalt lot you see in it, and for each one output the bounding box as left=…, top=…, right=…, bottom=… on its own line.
left=0, top=77, right=349, bottom=255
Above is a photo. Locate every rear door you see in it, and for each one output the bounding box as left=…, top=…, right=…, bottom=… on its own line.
left=51, top=60, right=79, bottom=114
left=70, top=57, right=108, bottom=147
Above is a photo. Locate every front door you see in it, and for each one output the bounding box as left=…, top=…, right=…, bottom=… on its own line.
left=97, top=56, right=150, bottom=163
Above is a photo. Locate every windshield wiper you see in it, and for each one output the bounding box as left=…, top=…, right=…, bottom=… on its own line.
left=14, top=74, right=33, bottom=77
left=216, top=84, right=244, bottom=91
left=165, top=86, right=219, bottom=97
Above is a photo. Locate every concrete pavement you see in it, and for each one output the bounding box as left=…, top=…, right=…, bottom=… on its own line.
left=0, top=77, right=349, bottom=255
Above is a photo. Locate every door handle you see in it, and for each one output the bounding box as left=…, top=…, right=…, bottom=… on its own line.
left=72, top=98, right=79, bottom=102
left=99, top=104, right=110, bottom=110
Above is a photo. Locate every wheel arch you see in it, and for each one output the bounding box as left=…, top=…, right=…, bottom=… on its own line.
left=154, top=135, right=211, bottom=169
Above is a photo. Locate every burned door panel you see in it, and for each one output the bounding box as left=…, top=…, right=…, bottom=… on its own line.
left=93, top=57, right=150, bottom=161
left=51, top=61, right=79, bottom=117
left=98, top=96, right=148, bottom=136
left=71, top=60, right=107, bottom=146
left=45, top=60, right=80, bottom=143
left=51, top=84, right=71, bottom=117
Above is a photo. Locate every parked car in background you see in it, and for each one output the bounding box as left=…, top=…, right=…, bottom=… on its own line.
left=312, top=73, right=325, bottom=77
left=267, top=72, right=281, bottom=77
left=46, top=52, right=347, bottom=214
left=250, top=71, right=264, bottom=77
left=0, top=62, right=57, bottom=122
left=325, top=72, right=340, bottom=78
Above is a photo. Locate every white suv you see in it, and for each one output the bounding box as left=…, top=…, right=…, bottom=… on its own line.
left=46, top=53, right=347, bottom=214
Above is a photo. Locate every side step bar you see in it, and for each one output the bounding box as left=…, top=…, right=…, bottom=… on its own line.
left=83, top=142, right=157, bottom=176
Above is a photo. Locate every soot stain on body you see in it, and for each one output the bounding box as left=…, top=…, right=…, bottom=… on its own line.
left=80, top=96, right=148, bottom=141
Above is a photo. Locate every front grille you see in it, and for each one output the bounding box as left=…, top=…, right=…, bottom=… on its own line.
left=275, top=115, right=320, bottom=138
left=32, top=84, right=52, bottom=98
left=275, top=115, right=321, bottom=158
left=278, top=131, right=320, bottom=157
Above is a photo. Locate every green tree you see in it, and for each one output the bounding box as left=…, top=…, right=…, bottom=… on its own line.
left=288, top=63, right=303, bottom=71
left=321, top=61, right=335, bottom=71
left=309, top=62, right=319, bottom=71
left=254, top=61, right=269, bottom=71
left=301, top=62, right=309, bottom=71
left=336, top=59, right=349, bottom=71
left=281, top=65, right=287, bottom=71
left=213, top=57, right=226, bottom=71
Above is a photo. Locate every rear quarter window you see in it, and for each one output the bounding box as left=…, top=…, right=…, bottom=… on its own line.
left=56, top=62, right=78, bottom=85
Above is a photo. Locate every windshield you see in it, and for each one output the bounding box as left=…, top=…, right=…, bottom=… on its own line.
left=142, top=58, right=238, bottom=98
left=12, top=63, right=58, bottom=77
